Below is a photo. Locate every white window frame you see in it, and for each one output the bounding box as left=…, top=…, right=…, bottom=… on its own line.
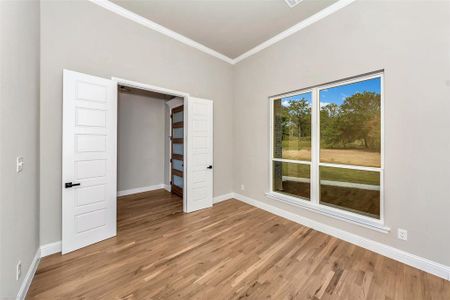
left=267, top=72, right=389, bottom=233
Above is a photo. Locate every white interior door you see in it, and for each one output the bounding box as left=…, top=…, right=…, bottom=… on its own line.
left=62, top=69, right=117, bottom=254
left=186, top=97, right=213, bottom=212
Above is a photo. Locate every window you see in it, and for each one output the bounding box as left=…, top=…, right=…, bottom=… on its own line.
left=270, top=73, right=384, bottom=229
left=273, top=91, right=312, bottom=200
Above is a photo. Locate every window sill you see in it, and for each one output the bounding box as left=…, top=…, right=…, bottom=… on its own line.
left=265, top=192, right=390, bottom=234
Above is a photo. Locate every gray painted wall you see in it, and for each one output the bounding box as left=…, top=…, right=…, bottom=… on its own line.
left=118, top=93, right=166, bottom=192
left=40, top=0, right=234, bottom=245
left=0, top=0, right=40, bottom=297
left=233, top=0, right=450, bottom=266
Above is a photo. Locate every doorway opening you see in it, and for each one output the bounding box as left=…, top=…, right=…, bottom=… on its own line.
left=116, top=83, right=186, bottom=209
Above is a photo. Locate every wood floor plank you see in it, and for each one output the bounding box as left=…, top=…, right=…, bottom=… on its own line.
left=27, top=189, right=450, bottom=299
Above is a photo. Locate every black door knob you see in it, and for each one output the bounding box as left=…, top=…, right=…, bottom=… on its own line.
left=207, top=165, right=213, bottom=169
left=65, top=182, right=81, bottom=188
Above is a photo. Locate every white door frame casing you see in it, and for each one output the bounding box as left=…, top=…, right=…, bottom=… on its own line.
left=111, top=77, right=191, bottom=212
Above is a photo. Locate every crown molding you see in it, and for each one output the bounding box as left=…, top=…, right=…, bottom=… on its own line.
left=88, top=0, right=234, bottom=64
left=88, top=0, right=356, bottom=65
left=233, top=0, right=356, bottom=64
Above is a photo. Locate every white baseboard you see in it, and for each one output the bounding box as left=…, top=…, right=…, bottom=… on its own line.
left=213, top=193, right=234, bottom=204
left=163, top=184, right=171, bottom=192
left=117, top=184, right=166, bottom=197
left=16, top=248, right=40, bottom=300
left=40, top=241, right=62, bottom=257
left=233, top=193, right=450, bottom=281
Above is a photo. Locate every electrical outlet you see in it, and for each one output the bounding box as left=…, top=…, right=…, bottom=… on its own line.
left=398, top=228, right=408, bottom=241
left=16, top=261, right=22, bottom=280
left=16, top=156, right=24, bottom=173
left=240, top=184, right=245, bottom=191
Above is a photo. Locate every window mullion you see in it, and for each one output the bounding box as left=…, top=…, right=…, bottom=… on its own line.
left=272, top=158, right=311, bottom=165
left=311, top=88, right=320, bottom=205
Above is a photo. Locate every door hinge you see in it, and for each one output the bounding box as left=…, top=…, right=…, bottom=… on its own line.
left=170, top=158, right=172, bottom=163
left=170, top=181, right=172, bottom=185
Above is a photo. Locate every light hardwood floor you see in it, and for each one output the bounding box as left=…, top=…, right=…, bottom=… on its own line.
left=28, top=189, right=450, bottom=299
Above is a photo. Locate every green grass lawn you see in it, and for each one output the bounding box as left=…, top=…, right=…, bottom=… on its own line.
left=319, top=166, right=379, bottom=185
left=278, top=137, right=380, bottom=186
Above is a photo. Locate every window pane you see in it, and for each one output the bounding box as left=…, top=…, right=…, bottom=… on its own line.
left=273, top=91, right=312, bottom=161
left=319, top=77, right=381, bottom=167
left=319, top=166, right=380, bottom=218
left=273, top=161, right=310, bottom=200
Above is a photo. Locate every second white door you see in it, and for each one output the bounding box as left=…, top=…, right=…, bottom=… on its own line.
left=186, top=97, right=213, bottom=212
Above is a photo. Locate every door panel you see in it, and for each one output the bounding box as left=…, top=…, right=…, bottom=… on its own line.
left=75, top=159, right=107, bottom=179
left=186, top=97, right=213, bottom=212
left=62, top=69, right=117, bottom=254
left=75, top=184, right=106, bottom=206
left=76, top=108, right=106, bottom=127
left=76, top=134, right=107, bottom=152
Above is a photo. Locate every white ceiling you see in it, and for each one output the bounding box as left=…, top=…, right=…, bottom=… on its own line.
left=110, top=0, right=339, bottom=59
